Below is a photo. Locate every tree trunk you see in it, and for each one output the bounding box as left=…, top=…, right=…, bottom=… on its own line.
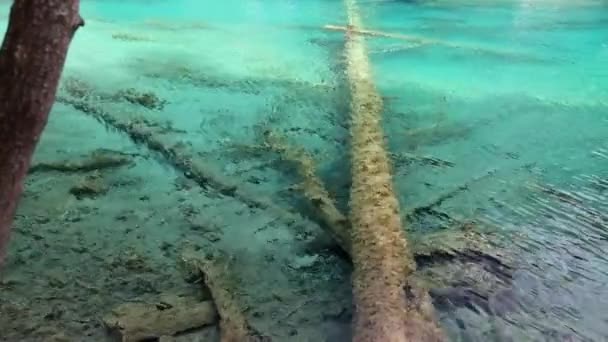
left=0, top=0, right=84, bottom=267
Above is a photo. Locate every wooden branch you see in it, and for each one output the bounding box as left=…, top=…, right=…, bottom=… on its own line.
left=102, top=295, right=218, bottom=342
left=262, top=130, right=352, bottom=254
left=28, top=149, right=134, bottom=174
left=325, top=24, right=433, bottom=45
left=369, top=43, right=429, bottom=55
left=180, top=251, right=270, bottom=342
left=324, top=24, right=538, bottom=61
left=391, top=151, right=455, bottom=168
left=407, top=168, right=498, bottom=218
left=0, top=0, right=84, bottom=267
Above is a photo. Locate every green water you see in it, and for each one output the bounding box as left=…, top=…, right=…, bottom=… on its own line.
left=1, top=0, right=607, bottom=341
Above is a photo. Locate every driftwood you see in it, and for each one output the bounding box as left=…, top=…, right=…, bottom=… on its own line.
left=102, top=295, right=218, bottom=342
left=180, top=251, right=270, bottom=342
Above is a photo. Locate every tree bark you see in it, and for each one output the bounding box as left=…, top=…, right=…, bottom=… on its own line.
left=0, top=0, right=84, bottom=267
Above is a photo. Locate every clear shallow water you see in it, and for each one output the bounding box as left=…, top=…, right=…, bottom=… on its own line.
left=366, top=1, right=608, bottom=103
left=1, top=0, right=607, bottom=341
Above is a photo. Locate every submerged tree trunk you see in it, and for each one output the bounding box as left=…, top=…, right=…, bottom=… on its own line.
left=341, top=0, right=445, bottom=340
left=0, top=0, right=84, bottom=267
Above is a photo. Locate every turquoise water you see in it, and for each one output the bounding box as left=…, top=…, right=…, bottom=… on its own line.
left=1, top=0, right=607, bottom=341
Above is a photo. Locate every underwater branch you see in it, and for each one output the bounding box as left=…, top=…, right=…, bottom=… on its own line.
left=0, top=0, right=84, bottom=267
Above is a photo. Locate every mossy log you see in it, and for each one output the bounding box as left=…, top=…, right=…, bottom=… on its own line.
left=341, top=1, right=445, bottom=340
